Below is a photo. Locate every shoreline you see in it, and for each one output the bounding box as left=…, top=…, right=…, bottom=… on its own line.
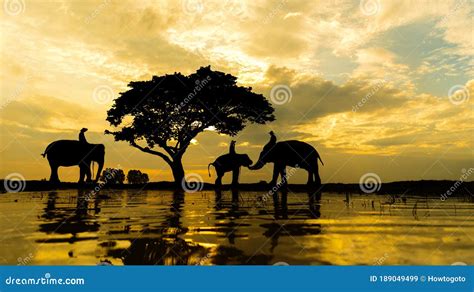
left=1, top=180, right=473, bottom=197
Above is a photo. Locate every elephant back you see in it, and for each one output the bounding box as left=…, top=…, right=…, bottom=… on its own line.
left=43, top=140, right=97, bottom=165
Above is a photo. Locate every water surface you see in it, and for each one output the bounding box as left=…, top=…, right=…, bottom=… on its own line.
left=0, top=189, right=472, bottom=265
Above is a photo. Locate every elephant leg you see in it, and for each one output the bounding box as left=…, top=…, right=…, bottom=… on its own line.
left=307, top=170, right=314, bottom=185
left=280, top=167, right=287, bottom=185
left=270, top=163, right=281, bottom=187
left=49, top=162, right=60, bottom=183
left=215, top=170, right=224, bottom=187
left=78, top=165, right=86, bottom=184
left=84, top=162, right=92, bottom=183
left=313, top=162, right=321, bottom=188
left=314, top=172, right=321, bottom=188
left=231, top=167, right=240, bottom=186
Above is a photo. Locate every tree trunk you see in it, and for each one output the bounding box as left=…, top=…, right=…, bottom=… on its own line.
left=170, top=158, right=185, bottom=187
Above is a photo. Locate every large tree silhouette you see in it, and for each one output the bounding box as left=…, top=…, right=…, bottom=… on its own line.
left=106, top=66, right=275, bottom=186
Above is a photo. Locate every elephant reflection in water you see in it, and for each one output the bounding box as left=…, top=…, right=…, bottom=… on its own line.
left=214, top=189, right=249, bottom=245
left=261, top=189, right=322, bottom=253
left=39, top=190, right=101, bottom=240
left=105, top=191, right=211, bottom=265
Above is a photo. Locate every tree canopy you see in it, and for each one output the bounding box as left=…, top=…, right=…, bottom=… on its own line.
left=105, top=66, right=275, bottom=184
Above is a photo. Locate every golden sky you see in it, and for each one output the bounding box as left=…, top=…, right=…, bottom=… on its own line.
left=0, top=0, right=473, bottom=183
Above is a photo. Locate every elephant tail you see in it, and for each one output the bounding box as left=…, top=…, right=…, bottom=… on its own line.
left=318, top=155, right=324, bottom=166
left=41, top=142, right=55, bottom=158
left=316, top=152, right=324, bottom=165
left=208, top=163, right=214, bottom=177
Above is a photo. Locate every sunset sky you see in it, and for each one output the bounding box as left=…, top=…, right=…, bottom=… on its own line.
left=1, top=0, right=473, bottom=184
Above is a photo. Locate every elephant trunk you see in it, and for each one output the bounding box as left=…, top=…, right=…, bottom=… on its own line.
left=249, top=159, right=265, bottom=170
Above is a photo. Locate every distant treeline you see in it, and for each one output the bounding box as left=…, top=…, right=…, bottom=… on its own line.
left=1, top=180, right=473, bottom=198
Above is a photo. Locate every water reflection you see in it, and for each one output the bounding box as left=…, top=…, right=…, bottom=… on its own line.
left=1, top=188, right=470, bottom=265
left=38, top=190, right=100, bottom=242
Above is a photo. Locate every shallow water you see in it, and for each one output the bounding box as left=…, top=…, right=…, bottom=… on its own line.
left=0, top=189, right=472, bottom=265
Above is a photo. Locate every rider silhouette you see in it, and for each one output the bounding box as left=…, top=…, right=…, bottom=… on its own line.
left=79, top=128, right=88, bottom=143
left=268, top=131, right=277, bottom=146
left=229, top=140, right=236, bottom=155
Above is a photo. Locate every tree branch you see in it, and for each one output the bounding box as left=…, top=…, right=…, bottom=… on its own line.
left=130, top=141, right=172, bottom=165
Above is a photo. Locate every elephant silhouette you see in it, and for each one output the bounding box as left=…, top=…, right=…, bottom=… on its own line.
left=249, top=132, right=323, bottom=187
left=41, top=140, right=105, bottom=183
left=208, top=153, right=252, bottom=187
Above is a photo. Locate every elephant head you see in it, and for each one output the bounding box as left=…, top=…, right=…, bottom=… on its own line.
left=249, top=144, right=273, bottom=170
left=239, top=154, right=253, bottom=168
left=88, top=144, right=105, bottom=182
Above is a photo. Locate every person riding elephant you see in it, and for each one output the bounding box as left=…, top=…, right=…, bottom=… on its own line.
left=42, top=130, right=105, bottom=183
left=208, top=141, right=252, bottom=187
left=79, top=128, right=88, bottom=144
left=229, top=140, right=236, bottom=155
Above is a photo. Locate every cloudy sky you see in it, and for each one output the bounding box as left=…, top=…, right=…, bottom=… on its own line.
left=0, top=0, right=472, bottom=184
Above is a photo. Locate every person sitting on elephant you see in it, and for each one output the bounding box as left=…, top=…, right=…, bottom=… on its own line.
left=79, top=128, right=89, bottom=144
left=229, top=140, right=236, bottom=155
left=208, top=141, right=252, bottom=187
left=263, top=131, right=277, bottom=152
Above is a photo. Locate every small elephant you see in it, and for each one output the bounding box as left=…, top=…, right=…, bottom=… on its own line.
left=208, top=153, right=253, bottom=187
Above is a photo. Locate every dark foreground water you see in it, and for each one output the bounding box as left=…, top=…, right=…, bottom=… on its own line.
left=0, top=189, right=472, bottom=265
